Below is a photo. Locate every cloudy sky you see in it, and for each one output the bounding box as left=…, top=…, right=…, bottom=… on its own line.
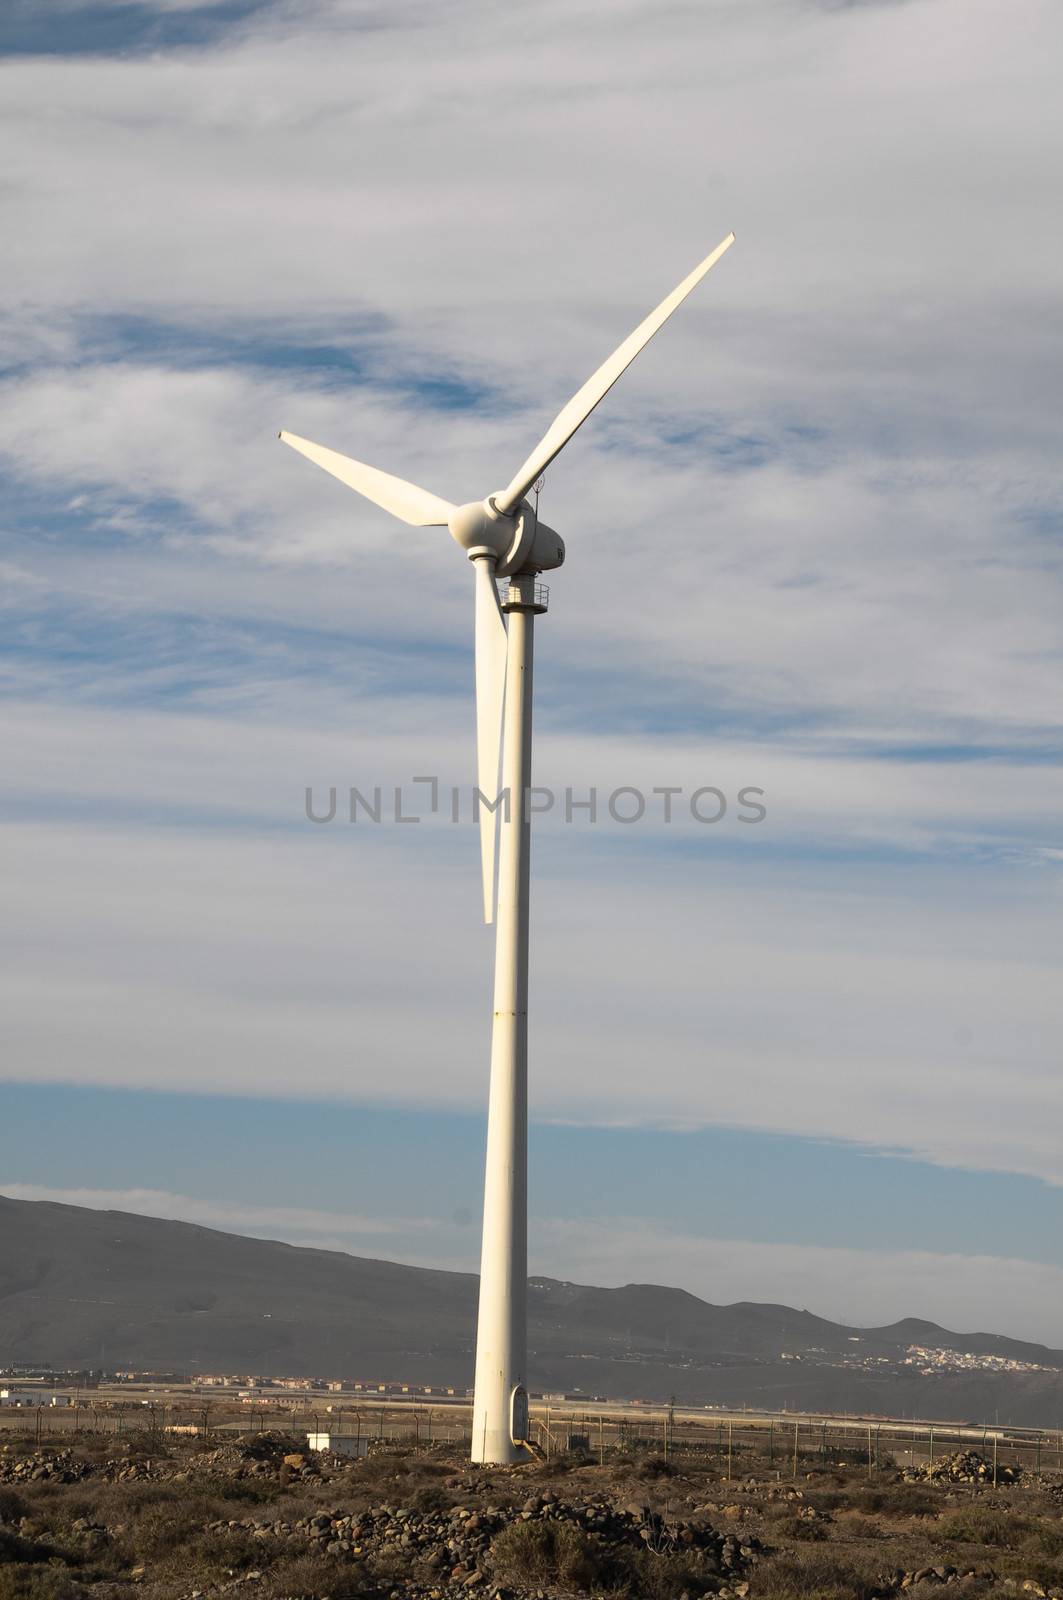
left=2, top=0, right=1062, bottom=1348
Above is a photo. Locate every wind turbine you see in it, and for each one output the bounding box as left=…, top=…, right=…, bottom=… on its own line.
left=280, top=230, right=735, bottom=1464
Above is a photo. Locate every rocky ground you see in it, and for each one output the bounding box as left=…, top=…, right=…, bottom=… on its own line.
left=1, top=1433, right=1062, bottom=1600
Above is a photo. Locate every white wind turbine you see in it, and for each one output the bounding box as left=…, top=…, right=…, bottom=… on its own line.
left=280, top=231, right=735, bottom=1464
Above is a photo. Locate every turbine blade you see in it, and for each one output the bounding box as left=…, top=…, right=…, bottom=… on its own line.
left=474, top=559, right=508, bottom=924
left=494, top=232, right=736, bottom=515
left=279, top=431, right=455, bottom=527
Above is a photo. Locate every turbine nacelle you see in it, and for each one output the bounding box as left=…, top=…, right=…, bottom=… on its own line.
left=448, top=497, right=565, bottom=577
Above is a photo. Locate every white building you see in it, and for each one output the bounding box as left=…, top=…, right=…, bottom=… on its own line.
left=306, top=1431, right=369, bottom=1458
left=0, top=1390, right=71, bottom=1407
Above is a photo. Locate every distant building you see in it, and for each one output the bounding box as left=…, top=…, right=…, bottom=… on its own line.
left=0, top=1390, right=71, bottom=1407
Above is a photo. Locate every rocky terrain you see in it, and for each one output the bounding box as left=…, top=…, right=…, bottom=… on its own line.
left=2, top=1429, right=1063, bottom=1600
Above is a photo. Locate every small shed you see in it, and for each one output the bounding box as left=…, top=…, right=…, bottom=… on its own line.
left=306, top=1432, right=369, bottom=1459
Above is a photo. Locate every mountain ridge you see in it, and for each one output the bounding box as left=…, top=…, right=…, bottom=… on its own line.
left=2, top=1195, right=1061, bottom=1425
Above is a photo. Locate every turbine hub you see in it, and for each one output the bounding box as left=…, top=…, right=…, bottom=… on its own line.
left=449, top=497, right=564, bottom=577
left=447, top=500, right=513, bottom=560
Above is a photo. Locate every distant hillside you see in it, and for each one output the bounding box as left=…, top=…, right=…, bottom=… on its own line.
left=2, top=1195, right=1061, bottom=1426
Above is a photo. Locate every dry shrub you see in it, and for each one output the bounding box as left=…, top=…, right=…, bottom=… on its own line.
left=408, top=1483, right=450, bottom=1514
left=120, top=1488, right=260, bottom=1564
left=994, top=1526, right=1063, bottom=1595
left=0, top=1571, right=86, bottom=1600
left=258, top=1552, right=357, bottom=1599
left=128, top=1503, right=208, bottom=1563
left=1001, top=1555, right=1063, bottom=1593
left=752, top=1548, right=882, bottom=1600
left=347, top=1450, right=413, bottom=1491
left=852, top=1485, right=938, bottom=1519
left=487, top=1521, right=612, bottom=1591
left=0, top=1491, right=28, bottom=1526
left=182, top=1475, right=271, bottom=1506
left=936, top=1509, right=1030, bottom=1549
left=168, top=1527, right=263, bottom=1580
left=0, top=1531, right=49, bottom=1567
left=487, top=1520, right=720, bottom=1599
left=834, top=1515, right=882, bottom=1542
left=805, top=1491, right=845, bottom=1514
left=1025, top=1522, right=1063, bottom=1559
left=625, top=1547, right=730, bottom=1600
left=776, top=1515, right=829, bottom=1542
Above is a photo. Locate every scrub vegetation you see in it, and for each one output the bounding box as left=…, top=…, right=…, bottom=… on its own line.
left=1, top=1431, right=1061, bottom=1600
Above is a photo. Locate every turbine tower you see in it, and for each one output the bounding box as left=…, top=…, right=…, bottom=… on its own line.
left=280, top=231, right=735, bottom=1464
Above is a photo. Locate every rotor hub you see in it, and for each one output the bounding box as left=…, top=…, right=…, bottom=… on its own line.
left=448, top=497, right=564, bottom=577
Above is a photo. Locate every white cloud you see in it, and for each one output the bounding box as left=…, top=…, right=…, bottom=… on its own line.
left=2, top=356, right=1062, bottom=753
left=4, top=696, right=1063, bottom=849
left=0, top=1183, right=441, bottom=1243
left=2, top=0, right=1062, bottom=1288
left=1, top=812, right=1060, bottom=1188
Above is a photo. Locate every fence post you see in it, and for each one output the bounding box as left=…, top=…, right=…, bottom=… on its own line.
left=868, top=1425, right=873, bottom=1479
left=727, top=1420, right=733, bottom=1481
left=929, top=1426, right=934, bottom=1473
left=768, top=1420, right=774, bottom=1465
left=793, top=1421, right=799, bottom=1480
left=993, top=1436, right=998, bottom=1486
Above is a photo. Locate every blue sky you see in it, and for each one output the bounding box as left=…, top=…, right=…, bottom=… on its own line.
left=2, top=0, right=1062, bottom=1344
left=5, top=1084, right=1063, bottom=1273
